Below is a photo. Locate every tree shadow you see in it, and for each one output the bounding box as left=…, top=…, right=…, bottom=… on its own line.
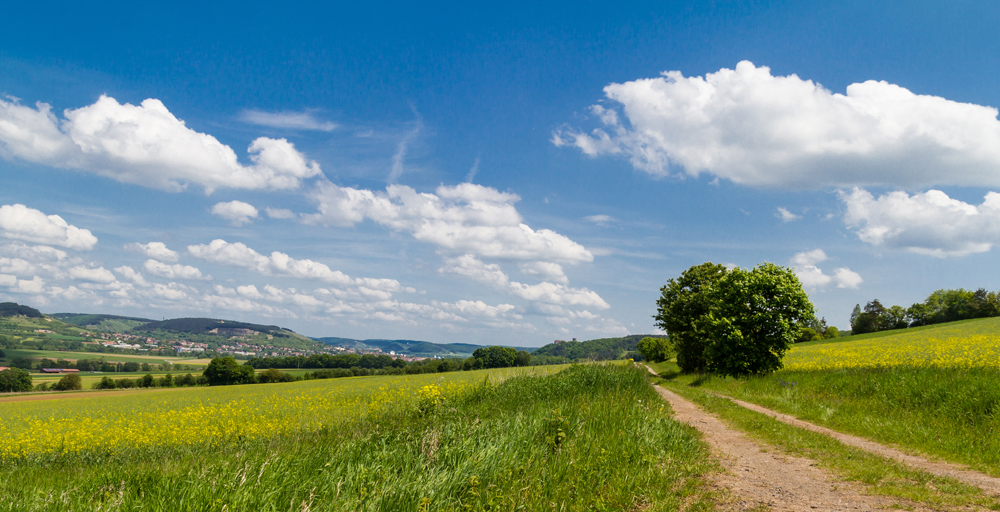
left=688, top=374, right=711, bottom=387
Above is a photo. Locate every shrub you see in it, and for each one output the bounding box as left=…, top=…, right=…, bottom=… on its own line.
left=94, top=376, right=117, bottom=390
left=52, top=373, right=83, bottom=391
left=116, top=378, right=136, bottom=389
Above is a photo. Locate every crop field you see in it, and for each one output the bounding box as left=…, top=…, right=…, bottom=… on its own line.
left=0, top=365, right=562, bottom=462
left=0, top=363, right=716, bottom=511
left=2, top=348, right=199, bottom=365
left=784, top=316, right=1000, bottom=370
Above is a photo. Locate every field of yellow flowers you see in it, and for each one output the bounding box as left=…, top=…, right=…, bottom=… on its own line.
left=0, top=365, right=559, bottom=461
left=784, top=317, right=1000, bottom=371
left=0, top=364, right=717, bottom=512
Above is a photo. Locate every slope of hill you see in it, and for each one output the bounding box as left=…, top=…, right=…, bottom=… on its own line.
left=52, top=313, right=154, bottom=332
left=532, top=334, right=665, bottom=361
left=130, top=317, right=318, bottom=351
left=0, top=302, right=43, bottom=318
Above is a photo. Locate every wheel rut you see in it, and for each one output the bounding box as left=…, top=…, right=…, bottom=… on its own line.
left=654, top=385, right=917, bottom=511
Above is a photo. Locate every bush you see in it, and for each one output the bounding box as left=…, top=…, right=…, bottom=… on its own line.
left=158, top=373, right=174, bottom=388
left=203, top=357, right=256, bottom=385
left=175, top=373, right=196, bottom=387
left=0, top=367, right=32, bottom=392
left=637, top=336, right=673, bottom=362
left=116, top=378, right=136, bottom=389
left=94, top=376, right=117, bottom=390
left=136, top=374, right=156, bottom=388
left=52, top=373, right=83, bottom=391
left=34, top=382, right=50, bottom=391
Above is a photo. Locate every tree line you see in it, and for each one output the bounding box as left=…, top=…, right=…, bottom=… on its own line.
left=850, top=288, right=1000, bottom=334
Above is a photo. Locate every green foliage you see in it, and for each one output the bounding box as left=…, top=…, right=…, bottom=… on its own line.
left=52, top=373, right=83, bottom=391
left=471, top=346, right=517, bottom=369
left=203, top=357, right=256, bottom=385
left=637, top=336, right=673, bottom=362
left=10, top=357, right=32, bottom=369
left=94, top=376, right=117, bottom=390
left=654, top=262, right=729, bottom=373
left=532, top=334, right=655, bottom=361
left=704, top=263, right=814, bottom=378
left=0, top=302, right=42, bottom=318
left=0, top=368, right=32, bottom=392
left=823, top=326, right=840, bottom=339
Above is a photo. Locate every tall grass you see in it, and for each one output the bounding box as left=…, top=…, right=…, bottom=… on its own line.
left=0, top=364, right=716, bottom=511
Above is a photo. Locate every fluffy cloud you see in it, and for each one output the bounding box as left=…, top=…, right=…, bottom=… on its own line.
left=114, top=266, right=148, bottom=286
left=584, top=214, right=616, bottom=226
left=211, top=200, right=259, bottom=226
left=440, top=255, right=609, bottom=309
left=776, top=207, right=801, bottom=222
left=790, top=249, right=862, bottom=289
left=238, top=109, right=338, bottom=131
left=0, top=204, right=97, bottom=250
left=125, top=241, right=179, bottom=262
left=143, top=259, right=209, bottom=280
left=841, top=188, right=1000, bottom=257
left=305, top=181, right=593, bottom=263
left=187, top=239, right=406, bottom=292
left=0, top=95, right=321, bottom=193
left=68, top=266, right=116, bottom=283
left=555, top=61, right=1000, bottom=189
left=265, top=207, right=295, bottom=219
left=518, top=261, right=569, bottom=284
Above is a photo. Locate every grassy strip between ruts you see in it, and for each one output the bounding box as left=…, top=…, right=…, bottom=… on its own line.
left=648, top=360, right=1000, bottom=478
left=650, top=364, right=1000, bottom=510
left=0, top=364, right=720, bottom=511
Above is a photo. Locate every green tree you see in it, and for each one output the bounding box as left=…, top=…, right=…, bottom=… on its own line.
left=703, top=263, right=814, bottom=378
left=10, top=357, right=32, bottom=369
left=0, top=367, right=32, bottom=392
left=654, top=262, right=729, bottom=373
left=636, top=336, right=673, bottom=362
left=514, top=350, right=531, bottom=367
left=472, top=346, right=518, bottom=369
left=52, top=373, right=83, bottom=391
left=849, top=304, right=862, bottom=329
left=823, top=326, right=840, bottom=339
left=136, top=373, right=155, bottom=388
left=203, top=357, right=257, bottom=385
left=95, top=376, right=117, bottom=389
left=122, top=361, right=140, bottom=372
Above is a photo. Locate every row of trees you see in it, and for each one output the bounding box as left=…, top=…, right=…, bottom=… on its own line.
left=655, top=262, right=814, bottom=377
left=850, top=288, right=1000, bottom=334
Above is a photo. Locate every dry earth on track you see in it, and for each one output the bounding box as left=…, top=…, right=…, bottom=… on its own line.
left=654, top=385, right=920, bottom=511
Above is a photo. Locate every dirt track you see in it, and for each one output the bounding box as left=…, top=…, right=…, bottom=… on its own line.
left=655, top=385, right=914, bottom=511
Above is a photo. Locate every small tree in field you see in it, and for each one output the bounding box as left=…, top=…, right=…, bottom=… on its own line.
left=636, top=337, right=673, bottom=363
left=704, top=263, right=814, bottom=378
left=0, top=368, right=32, bottom=392
left=654, top=262, right=729, bottom=373
left=52, top=373, right=83, bottom=391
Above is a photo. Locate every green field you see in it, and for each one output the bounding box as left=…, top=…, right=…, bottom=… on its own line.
left=2, top=349, right=200, bottom=366
left=0, top=364, right=718, bottom=511
left=653, top=317, right=1000, bottom=477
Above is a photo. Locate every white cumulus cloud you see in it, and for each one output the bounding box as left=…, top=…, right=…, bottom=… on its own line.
left=555, top=61, right=1000, bottom=189
left=124, top=241, right=179, bottom=262
left=212, top=200, right=259, bottom=226
left=776, top=207, right=801, bottom=222
left=68, top=265, right=116, bottom=283
left=440, top=255, right=609, bottom=309
left=0, top=204, right=97, bottom=250
left=0, top=95, right=322, bottom=193
left=841, top=187, right=1000, bottom=257
left=265, top=207, right=295, bottom=219
left=305, top=181, right=593, bottom=263
left=789, top=249, right=862, bottom=289
left=143, top=259, right=209, bottom=280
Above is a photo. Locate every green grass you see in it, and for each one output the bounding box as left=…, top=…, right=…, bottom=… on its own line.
left=2, top=348, right=198, bottom=365
left=799, top=316, right=1000, bottom=347
left=0, top=364, right=719, bottom=511
left=653, top=362, right=1000, bottom=478
left=651, top=365, right=1000, bottom=510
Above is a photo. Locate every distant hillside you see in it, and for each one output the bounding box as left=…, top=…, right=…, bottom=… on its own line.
left=0, top=302, right=43, bottom=318
left=135, top=318, right=289, bottom=336
left=314, top=337, right=528, bottom=358
left=532, top=334, right=665, bottom=361
left=52, top=313, right=154, bottom=332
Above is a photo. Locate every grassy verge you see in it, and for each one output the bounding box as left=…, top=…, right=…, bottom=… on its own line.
left=650, top=363, right=1000, bottom=510
left=1, top=364, right=718, bottom=511
left=648, top=361, right=1000, bottom=477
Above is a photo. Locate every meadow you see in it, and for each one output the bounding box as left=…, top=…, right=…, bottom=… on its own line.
left=656, top=316, right=1000, bottom=477
left=0, top=363, right=717, bottom=511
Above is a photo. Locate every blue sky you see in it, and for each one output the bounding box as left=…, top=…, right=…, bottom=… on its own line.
left=2, top=1, right=1000, bottom=345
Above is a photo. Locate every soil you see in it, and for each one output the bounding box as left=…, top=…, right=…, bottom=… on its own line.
left=654, top=385, right=920, bottom=511
left=716, top=393, right=1000, bottom=496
